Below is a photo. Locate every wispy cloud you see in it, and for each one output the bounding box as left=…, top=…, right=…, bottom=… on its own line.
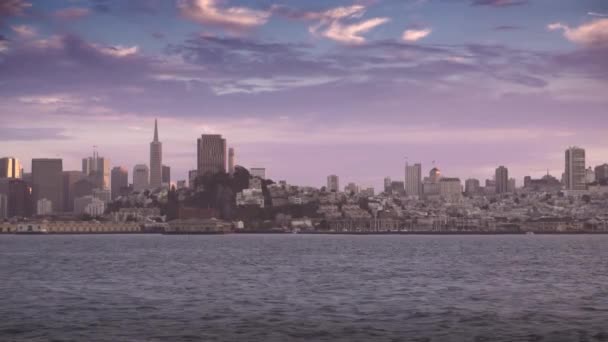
left=11, top=24, right=36, bottom=38
left=306, top=5, right=389, bottom=44
left=0, top=127, right=68, bottom=141
left=588, top=12, right=608, bottom=18
left=54, top=7, right=90, bottom=20
left=471, top=0, right=527, bottom=7
left=177, top=0, right=270, bottom=31
left=548, top=19, right=608, bottom=48
left=0, top=0, right=31, bottom=20
left=402, top=28, right=432, bottom=42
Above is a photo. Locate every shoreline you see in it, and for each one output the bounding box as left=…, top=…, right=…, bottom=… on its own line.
left=3, top=231, right=608, bottom=235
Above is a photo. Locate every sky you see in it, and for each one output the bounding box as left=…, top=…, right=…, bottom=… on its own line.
left=0, top=0, right=607, bottom=190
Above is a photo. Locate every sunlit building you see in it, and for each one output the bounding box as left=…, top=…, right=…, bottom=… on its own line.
left=0, top=157, right=22, bottom=179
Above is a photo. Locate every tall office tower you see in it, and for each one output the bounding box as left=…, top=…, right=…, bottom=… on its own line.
left=251, top=168, right=266, bottom=179
left=133, top=164, right=150, bottom=192
left=0, top=194, right=7, bottom=219
left=405, top=163, right=422, bottom=197
left=62, top=171, right=85, bottom=212
left=565, top=147, right=586, bottom=190
left=0, top=157, right=22, bottom=179
left=228, top=147, right=235, bottom=175
left=585, top=167, right=596, bottom=184
left=197, top=134, right=227, bottom=176
left=344, top=182, right=359, bottom=194
left=327, top=175, right=339, bottom=192
left=32, top=158, right=63, bottom=213
left=0, top=178, right=32, bottom=218
left=391, top=181, right=406, bottom=195
left=465, top=178, right=480, bottom=195
left=162, top=165, right=171, bottom=185
left=508, top=178, right=516, bottom=193
left=384, top=177, right=392, bottom=193
left=82, top=151, right=110, bottom=190
left=495, top=166, right=509, bottom=194
left=595, top=164, right=608, bottom=184
left=111, top=167, right=128, bottom=200
left=188, top=170, right=198, bottom=188
left=150, top=119, right=163, bottom=188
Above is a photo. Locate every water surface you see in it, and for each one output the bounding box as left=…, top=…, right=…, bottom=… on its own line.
left=1, top=234, right=607, bottom=341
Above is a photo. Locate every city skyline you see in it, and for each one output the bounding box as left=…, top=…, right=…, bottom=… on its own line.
left=1, top=0, right=607, bottom=190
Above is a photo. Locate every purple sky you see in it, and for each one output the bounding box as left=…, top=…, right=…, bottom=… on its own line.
left=1, top=0, right=607, bottom=189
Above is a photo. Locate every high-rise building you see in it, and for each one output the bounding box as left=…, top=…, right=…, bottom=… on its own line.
left=0, top=178, right=32, bottom=218
left=82, top=151, right=110, bottom=190
left=197, top=134, right=227, bottom=176
left=63, top=171, right=85, bottom=212
left=565, top=147, right=586, bottom=190
left=508, top=178, right=516, bottom=193
left=36, top=198, right=53, bottom=216
left=251, top=168, right=266, bottom=179
left=0, top=157, right=22, bottom=179
left=111, top=167, right=128, bottom=200
left=0, top=194, right=7, bottom=219
left=423, top=168, right=442, bottom=197
left=32, top=158, right=63, bottom=213
left=495, top=166, right=509, bottom=194
left=228, top=147, right=235, bottom=175
left=585, top=167, right=595, bottom=184
left=344, top=182, right=359, bottom=194
left=384, top=177, right=392, bottom=193
left=162, top=165, right=170, bottom=185
left=391, top=181, right=405, bottom=195
left=405, top=163, right=422, bottom=197
left=188, top=169, right=198, bottom=189
left=133, top=164, right=149, bottom=192
left=595, top=164, right=608, bottom=184
left=73, top=178, right=96, bottom=201
left=465, top=178, right=480, bottom=195
left=150, top=119, right=163, bottom=188
left=327, top=175, right=339, bottom=192
left=439, top=178, right=462, bottom=202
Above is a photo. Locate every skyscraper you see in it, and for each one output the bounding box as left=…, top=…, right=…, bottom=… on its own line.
left=188, top=169, right=198, bottom=189
left=133, top=164, right=149, bottom=192
left=228, top=147, right=235, bottom=175
left=82, top=151, right=110, bottom=190
left=465, top=178, right=480, bottom=195
left=565, top=147, right=586, bottom=190
left=0, top=157, right=22, bottom=179
left=384, top=177, right=392, bottom=193
left=495, top=166, right=509, bottom=194
left=0, top=178, right=32, bottom=218
left=32, top=158, right=63, bottom=213
left=63, top=171, right=85, bottom=212
left=162, top=165, right=170, bottom=185
left=595, top=164, right=608, bottom=184
left=197, top=134, right=227, bottom=176
left=327, top=175, right=339, bottom=192
left=405, top=163, right=422, bottom=197
left=111, top=167, right=128, bottom=200
left=150, top=119, right=163, bottom=188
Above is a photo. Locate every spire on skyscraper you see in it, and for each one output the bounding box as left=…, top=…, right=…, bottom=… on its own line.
left=154, top=118, right=159, bottom=142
